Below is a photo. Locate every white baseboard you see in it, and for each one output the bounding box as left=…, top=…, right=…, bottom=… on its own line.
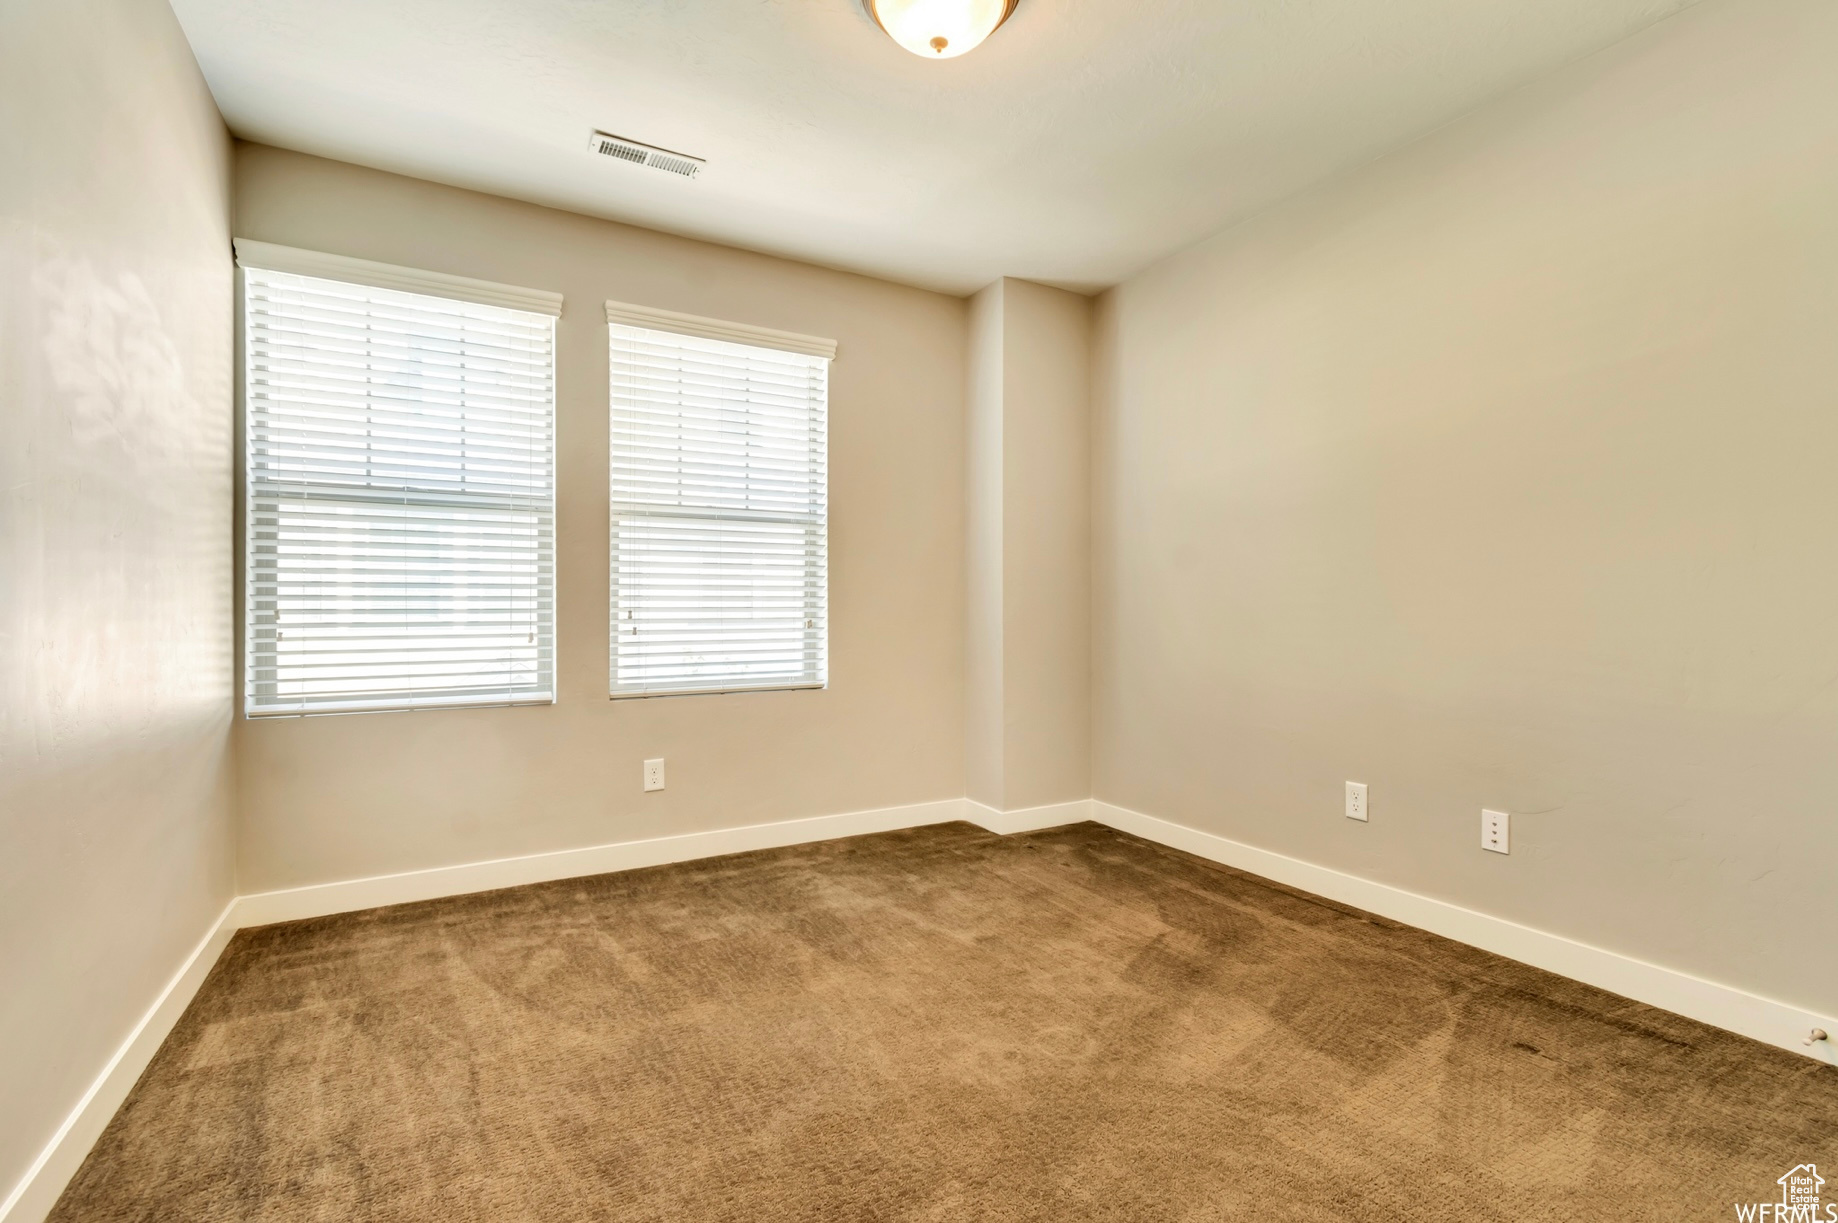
left=1, top=903, right=239, bottom=1223
left=230, top=794, right=1096, bottom=930
left=965, top=798, right=1094, bottom=835
left=1092, top=800, right=1838, bottom=1064
left=231, top=798, right=972, bottom=928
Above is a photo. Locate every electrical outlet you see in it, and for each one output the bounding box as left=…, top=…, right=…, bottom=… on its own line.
left=1482, top=809, right=1509, bottom=854
left=1345, top=781, right=1368, bottom=822
left=643, top=758, right=665, bottom=792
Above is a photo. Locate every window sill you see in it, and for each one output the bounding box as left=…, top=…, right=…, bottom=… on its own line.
left=608, top=682, right=825, bottom=701
left=244, top=694, right=556, bottom=719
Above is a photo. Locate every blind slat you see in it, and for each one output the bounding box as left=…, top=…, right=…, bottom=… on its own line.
left=245, top=266, right=557, bottom=716
left=609, top=320, right=828, bottom=697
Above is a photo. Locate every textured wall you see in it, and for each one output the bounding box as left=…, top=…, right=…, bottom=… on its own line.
left=0, top=0, right=235, bottom=1206
left=232, top=146, right=968, bottom=891
left=1093, top=0, right=1838, bottom=1014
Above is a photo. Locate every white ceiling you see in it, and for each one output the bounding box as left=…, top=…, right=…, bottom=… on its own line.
left=171, top=0, right=1699, bottom=295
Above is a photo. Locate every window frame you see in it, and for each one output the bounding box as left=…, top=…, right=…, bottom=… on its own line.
left=236, top=240, right=562, bottom=718
left=604, top=300, right=836, bottom=700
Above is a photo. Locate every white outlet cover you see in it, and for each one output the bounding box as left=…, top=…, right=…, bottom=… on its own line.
left=1482, top=809, right=1509, bottom=854
left=643, top=758, right=665, bottom=792
left=1345, top=781, right=1368, bottom=822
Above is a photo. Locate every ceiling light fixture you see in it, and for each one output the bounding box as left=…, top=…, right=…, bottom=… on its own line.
left=864, top=0, right=1018, bottom=60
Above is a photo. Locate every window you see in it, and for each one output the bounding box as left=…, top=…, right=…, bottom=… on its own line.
left=606, top=302, right=833, bottom=697
left=239, top=241, right=559, bottom=716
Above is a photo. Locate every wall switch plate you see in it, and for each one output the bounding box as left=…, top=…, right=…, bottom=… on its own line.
left=1345, top=781, right=1368, bottom=822
left=643, top=758, right=665, bottom=792
left=1482, top=809, right=1509, bottom=854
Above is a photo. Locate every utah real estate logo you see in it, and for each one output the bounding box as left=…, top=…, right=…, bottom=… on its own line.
left=1736, top=1165, right=1830, bottom=1222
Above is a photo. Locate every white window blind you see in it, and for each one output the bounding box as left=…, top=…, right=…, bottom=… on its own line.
left=242, top=258, right=558, bottom=716
left=607, top=305, right=832, bottom=697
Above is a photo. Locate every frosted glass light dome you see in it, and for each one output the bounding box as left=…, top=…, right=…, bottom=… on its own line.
left=866, top=0, right=1019, bottom=59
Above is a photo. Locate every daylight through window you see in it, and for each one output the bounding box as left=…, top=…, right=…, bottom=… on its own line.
left=607, top=305, right=831, bottom=697
left=242, top=254, right=557, bottom=715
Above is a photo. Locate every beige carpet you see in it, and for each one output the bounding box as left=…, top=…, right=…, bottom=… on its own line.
left=51, top=822, right=1835, bottom=1221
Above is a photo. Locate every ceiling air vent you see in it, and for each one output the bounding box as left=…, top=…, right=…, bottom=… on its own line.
left=589, top=131, right=705, bottom=179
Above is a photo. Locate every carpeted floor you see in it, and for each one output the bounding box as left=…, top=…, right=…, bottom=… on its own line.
left=52, top=822, right=1835, bottom=1221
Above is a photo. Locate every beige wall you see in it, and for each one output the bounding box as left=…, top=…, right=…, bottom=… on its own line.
left=965, top=279, right=1091, bottom=812
left=232, top=145, right=967, bottom=892
left=1094, top=0, right=1838, bottom=1016
left=0, top=0, right=235, bottom=1205
left=966, top=284, right=1006, bottom=807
